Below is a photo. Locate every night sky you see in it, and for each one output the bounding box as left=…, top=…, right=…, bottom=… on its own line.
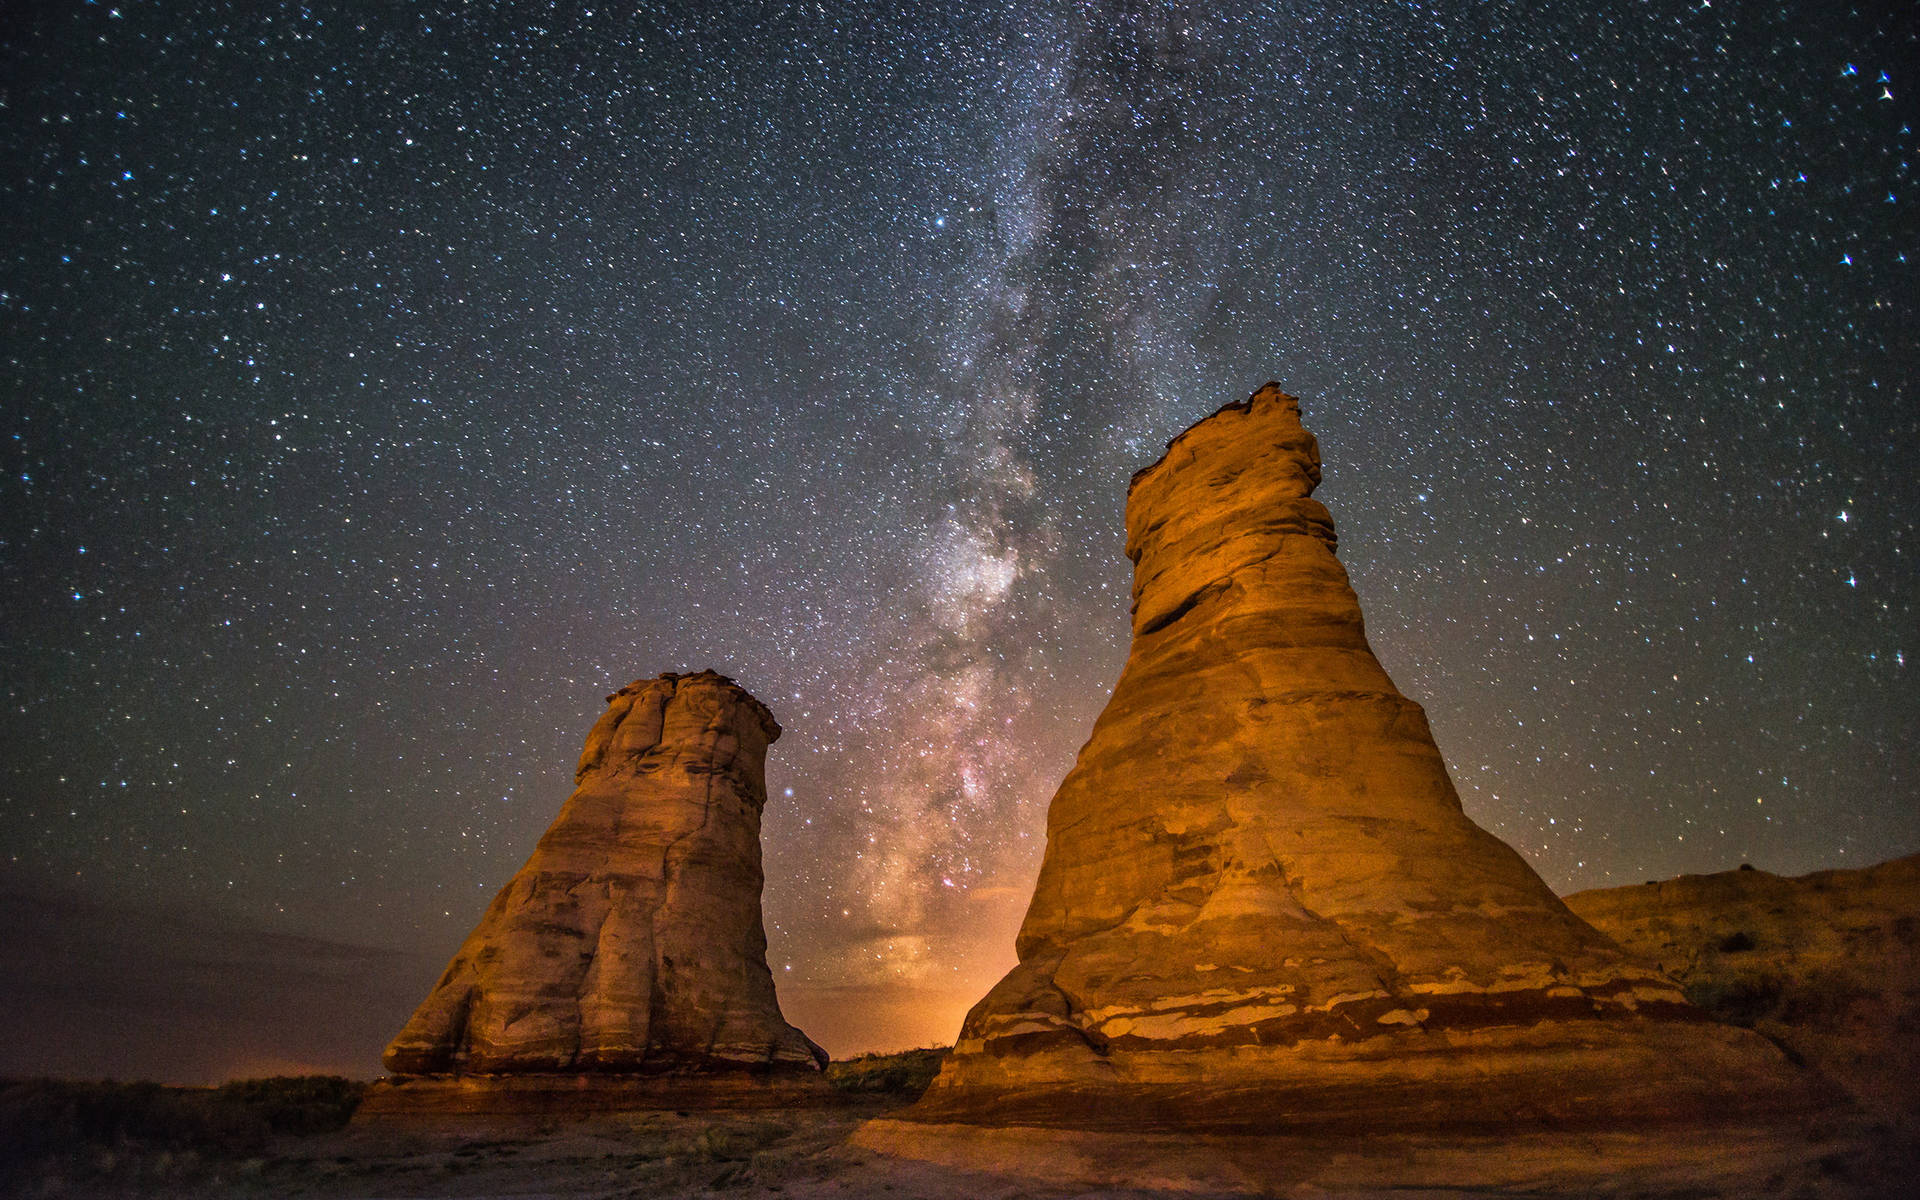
left=4, top=1, right=1916, bottom=1075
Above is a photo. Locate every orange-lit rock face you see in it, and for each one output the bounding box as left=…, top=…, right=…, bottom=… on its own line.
left=383, top=671, right=824, bottom=1077
left=913, top=385, right=1815, bottom=1129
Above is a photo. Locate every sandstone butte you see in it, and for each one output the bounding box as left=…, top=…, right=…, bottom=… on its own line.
left=360, top=671, right=826, bottom=1118
left=903, top=384, right=1830, bottom=1133
left=1567, top=852, right=1920, bottom=1125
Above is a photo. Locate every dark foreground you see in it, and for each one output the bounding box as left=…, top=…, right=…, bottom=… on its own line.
left=4, top=1057, right=1913, bottom=1200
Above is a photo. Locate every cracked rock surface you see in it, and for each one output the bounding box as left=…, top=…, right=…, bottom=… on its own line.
left=910, top=384, right=1824, bottom=1131
left=381, top=671, right=824, bottom=1079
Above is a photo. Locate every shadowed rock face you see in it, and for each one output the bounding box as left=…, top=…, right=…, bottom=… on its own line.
left=382, top=671, right=824, bottom=1078
left=1568, top=853, right=1920, bottom=1124
left=911, top=384, right=1822, bottom=1130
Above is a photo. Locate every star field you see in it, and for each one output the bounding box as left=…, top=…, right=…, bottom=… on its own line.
left=3, top=1, right=1915, bottom=1061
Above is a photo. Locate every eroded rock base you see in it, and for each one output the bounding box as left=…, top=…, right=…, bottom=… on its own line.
left=354, top=1071, right=835, bottom=1121
left=908, top=1019, right=1831, bottom=1133
left=852, top=1115, right=1907, bottom=1199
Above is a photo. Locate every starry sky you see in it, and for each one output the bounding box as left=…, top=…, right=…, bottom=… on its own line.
left=3, top=1, right=1915, bottom=1076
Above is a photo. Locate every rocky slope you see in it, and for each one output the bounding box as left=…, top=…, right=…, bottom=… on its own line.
left=366, top=672, right=823, bottom=1115
left=909, top=384, right=1827, bottom=1132
left=1567, top=853, right=1920, bottom=1123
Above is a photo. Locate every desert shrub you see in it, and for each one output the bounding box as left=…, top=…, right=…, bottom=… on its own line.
left=697, top=1125, right=753, bottom=1161
left=0, top=1078, right=266, bottom=1161
left=213, top=1074, right=365, bottom=1135
left=660, top=1120, right=784, bottom=1163
left=1770, top=969, right=1880, bottom=1029
left=1683, top=974, right=1786, bottom=1026
left=825, top=1047, right=947, bottom=1096
left=0, top=1074, right=366, bottom=1189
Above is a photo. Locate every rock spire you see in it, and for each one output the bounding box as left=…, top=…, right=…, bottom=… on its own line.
left=908, top=384, right=1822, bottom=1130
left=378, top=671, right=823, bottom=1096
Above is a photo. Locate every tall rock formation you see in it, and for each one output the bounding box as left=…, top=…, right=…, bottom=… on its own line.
left=368, top=671, right=824, bottom=1113
left=909, top=384, right=1823, bottom=1131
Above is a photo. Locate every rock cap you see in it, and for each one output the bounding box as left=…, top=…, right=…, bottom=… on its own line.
left=1127, top=381, right=1318, bottom=497
left=606, top=670, right=781, bottom=742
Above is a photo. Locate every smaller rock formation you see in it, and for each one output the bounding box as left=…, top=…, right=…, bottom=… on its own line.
left=362, top=671, right=825, bottom=1117
left=1567, top=853, right=1920, bottom=1124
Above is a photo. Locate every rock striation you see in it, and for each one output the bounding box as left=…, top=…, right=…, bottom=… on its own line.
left=908, top=384, right=1826, bottom=1131
left=366, top=671, right=824, bottom=1115
left=1567, top=853, right=1920, bottom=1124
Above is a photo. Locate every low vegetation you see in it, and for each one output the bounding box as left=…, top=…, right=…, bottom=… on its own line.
left=1681, top=957, right=1882, bottom=1034
left=825, top=1046, right=947, bottom=1097
left=0, top=1075, right=365, bottom=1192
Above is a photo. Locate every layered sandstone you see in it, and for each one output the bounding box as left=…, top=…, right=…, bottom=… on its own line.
left=1568, top=853, right=1920, bottom=1123
left=367, top=672, right=823, bottom=1114
left=909, top=384, right=1824, bottom=1131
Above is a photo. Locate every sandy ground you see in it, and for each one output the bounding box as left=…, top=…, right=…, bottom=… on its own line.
left=28, top=1095, right=1912, bottom=1200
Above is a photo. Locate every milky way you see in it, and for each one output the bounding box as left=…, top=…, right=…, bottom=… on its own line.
left=3, top=1, right=1915, bottom=1062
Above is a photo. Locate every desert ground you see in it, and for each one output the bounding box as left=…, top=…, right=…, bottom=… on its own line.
left=5, top=1050, right=1914, bottom=1200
